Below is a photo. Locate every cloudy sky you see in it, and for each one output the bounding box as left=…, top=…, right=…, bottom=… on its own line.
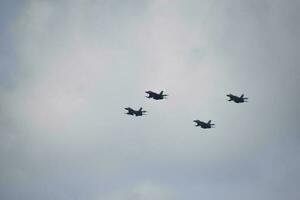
left=0, top=0, right=300, bottom=199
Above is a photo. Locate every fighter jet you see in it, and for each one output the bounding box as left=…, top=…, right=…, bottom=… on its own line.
left=145, top=90, right=168, bottom=100
left=193, top=120, right=215, bottom=129
left=227, top=94, right=248, bottom=103
left=125, top=107, right=147, bottom=116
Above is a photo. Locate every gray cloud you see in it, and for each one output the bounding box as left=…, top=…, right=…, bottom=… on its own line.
left=1, top=0, right=300, bottom=199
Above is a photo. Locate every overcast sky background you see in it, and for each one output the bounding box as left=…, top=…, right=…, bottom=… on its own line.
left=0, top=0, right=300, bottom=199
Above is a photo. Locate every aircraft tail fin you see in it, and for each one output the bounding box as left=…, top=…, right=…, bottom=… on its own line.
left=241, top=94, right=244, bottom=98
left=208, top=120, right=211, bottom=124
left=160, top=91, right=164, bottom=95
left=139, top=107, right=142, bottom=112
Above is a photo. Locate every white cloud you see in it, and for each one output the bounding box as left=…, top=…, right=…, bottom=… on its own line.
left=98, top=181, right=177, bottom=200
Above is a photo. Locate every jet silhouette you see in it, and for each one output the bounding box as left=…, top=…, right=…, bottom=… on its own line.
left=193, top=120, right=215, bottom=129
left=227, top=94, right=248, bottom=103
left=125, top=107, right=147, bottom=116
left=145, top=90, right=168, bottom=100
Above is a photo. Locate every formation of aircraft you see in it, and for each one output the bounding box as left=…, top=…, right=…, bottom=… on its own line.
left=193, top=120, right=215, bottom=129
left=125, top=107, right=147, bottom=116
left=125, top=91, right=248, bottom=130
left=145, top=90, right=168, bottom=100
left=227, top=94, right=248, bottom=103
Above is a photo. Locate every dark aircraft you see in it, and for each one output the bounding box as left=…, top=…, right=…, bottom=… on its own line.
left=193, top=120, right=215, bottom=129
left=145, top=90, right=168, bottom=100
left=227, top=94, right=248, bottom=103
left=125, top=107, right=147, bottom=116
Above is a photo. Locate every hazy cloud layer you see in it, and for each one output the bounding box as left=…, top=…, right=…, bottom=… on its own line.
left=1, top=0, right=300, bottom=200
